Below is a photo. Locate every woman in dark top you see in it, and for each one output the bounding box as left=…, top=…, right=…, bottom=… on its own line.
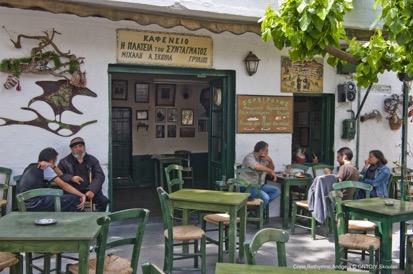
left=361, top=150, right=391, bottom=198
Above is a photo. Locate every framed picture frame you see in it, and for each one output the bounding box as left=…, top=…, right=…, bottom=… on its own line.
left=112, top=80, right=128, bottom=100
left=135, top=82, right=149, bottom=103
left=155, top=108, right=166, bottom=123
left=136, top=110, right=148, bottom=120
left=180, top=127, right=195, bottom=138
left=167, top=125, right=177, bottom=138
left=167, top=108, right=177, bottom=123
left=181, top=109, right=194, bottom=126
left=156, top=84, right=175, bottom=106
left=198, top=119, right=208, bottom=132
left=156, top=125, right=165, bottom=138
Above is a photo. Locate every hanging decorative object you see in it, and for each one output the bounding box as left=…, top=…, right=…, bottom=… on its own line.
left=3, top=74, right=20, bottom=90
left=360, top=109, right=382, bottom=123
left=0, top=28, right=86, bottom=91
left=384, top=93, right=403, bottom=130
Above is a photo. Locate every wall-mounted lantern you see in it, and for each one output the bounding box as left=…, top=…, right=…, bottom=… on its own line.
left=244, top=51, right=260, bottom=76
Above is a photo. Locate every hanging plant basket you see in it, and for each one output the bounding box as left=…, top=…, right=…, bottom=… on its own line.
left=388, top=114, right=402, bottom=130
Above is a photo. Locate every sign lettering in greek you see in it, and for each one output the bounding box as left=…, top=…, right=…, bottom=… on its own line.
left=117, top=29, right=213, bottom=68
left=237, top=95, right=293, bottom=133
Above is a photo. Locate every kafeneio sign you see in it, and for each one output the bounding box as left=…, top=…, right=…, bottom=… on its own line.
left=117, top=29, right=213, bottom=68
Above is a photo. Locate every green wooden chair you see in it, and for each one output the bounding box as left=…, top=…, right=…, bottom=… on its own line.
left=312, top=164, right=334, bottom=177
left=68, top=208, right=149, bottom=274
left=234, top=164, right=267, bottom=226
left=328, top=190, right=380, bottom=273
left=244, top=228, right=289, bottom=266
left=174, top=150, right=193, bottom=187
left=0, top=167, right=12, bottom=216
left=291, top=174, right=336, bottom=240
left=157, top=187, right=206, bottom=274
left=11, top=175, right=22, bottom=211
left=142, top=262, right=165, bottom=274
left=164, top=164, right=185, bottom=194
left=17, top=188, right=63, bottom=274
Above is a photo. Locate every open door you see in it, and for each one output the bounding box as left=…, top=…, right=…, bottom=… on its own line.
left=112, top=107, right=132, bottom=183
left=208, top=78, right=228, bottom=188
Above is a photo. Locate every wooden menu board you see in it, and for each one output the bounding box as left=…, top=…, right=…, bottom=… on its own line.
left=237, top=95, right=293, bottom=133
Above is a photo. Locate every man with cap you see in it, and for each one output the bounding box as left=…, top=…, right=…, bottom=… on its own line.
left=58, top=137, right=109, bottom=211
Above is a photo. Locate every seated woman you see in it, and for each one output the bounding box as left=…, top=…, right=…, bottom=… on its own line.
left=361, top=150, right=391, bottom=198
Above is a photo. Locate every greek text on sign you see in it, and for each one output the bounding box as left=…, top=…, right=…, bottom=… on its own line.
left=117, top=29, right=213, bottom=68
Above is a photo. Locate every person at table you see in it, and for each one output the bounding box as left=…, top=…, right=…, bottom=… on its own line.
left=240, top=141, right=280, bottom=206
left=17, top=147, right=86, bottom=212
left=58, top=137, right=109, bottom=211
left=336, top=147, right=360, bottom=200
left=361, top=150, right=391, bottom=198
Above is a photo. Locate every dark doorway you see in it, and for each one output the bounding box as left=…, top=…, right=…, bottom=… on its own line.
left=112, top=107, right=132, bottom=183
left=292, top=94, right=335, bottom=164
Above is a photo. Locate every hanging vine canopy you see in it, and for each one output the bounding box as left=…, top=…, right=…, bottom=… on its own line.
left=260, top=0, right=413, bottom=87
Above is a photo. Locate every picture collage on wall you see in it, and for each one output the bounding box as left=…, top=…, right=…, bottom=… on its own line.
left=113, top=79, right=209, bottom=138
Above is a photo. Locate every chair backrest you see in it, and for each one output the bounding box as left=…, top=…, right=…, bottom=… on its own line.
left=332, top=181, right=373, bottom=198
left=312, top=164, right=334, bottom=177
left=244, top=228, right=289, bottom=266
left=233, top=164, right=266, bottom=185
left=157, top=187, right=174, bottom=240
left=0, top=167, right=12, bottom=202
left=164, top=164, right=184, bottom=193
left=174, top=150, right=191, bottom=167
left=95, top=208, right=150, bottom=274
left=328, top=190, right=346, bottom=243
left=16, top=188, right=63, bottom=212
left=142, top=262, right=165, bottom=274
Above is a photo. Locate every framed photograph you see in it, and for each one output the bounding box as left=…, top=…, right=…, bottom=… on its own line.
left=167, top=125, right=177, bottom=138
left=180, top=127, right=195, bottom=138
left=181, top=109, right=194, bottom=126
left=156, top=125, right=165, bottom=138
left=155, top=108, right=166, bottom=123
left=135, top=82, right=149, bottom=103
left=198, top=119, right=208, bottom=132
left=136, top=110, right=148, bottom=120
left=167, top=108, right=177, bottom=123
left=112, top=80, right=128, bottom=100
left=156, top=84, right=175, bottom=106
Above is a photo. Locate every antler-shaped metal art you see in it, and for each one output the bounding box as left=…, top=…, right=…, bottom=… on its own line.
left=0, top=28, right=86, bottom=89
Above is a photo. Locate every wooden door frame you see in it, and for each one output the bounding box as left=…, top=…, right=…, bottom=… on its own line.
left=293, top=93, right=335, bottom=165
left=108, top=64, right=236, bottom=208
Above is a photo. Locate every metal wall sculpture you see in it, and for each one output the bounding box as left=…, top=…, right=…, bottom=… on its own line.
left=0, top=29, right=97, bottom=136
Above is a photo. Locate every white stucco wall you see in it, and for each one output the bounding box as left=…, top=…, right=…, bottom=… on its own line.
left=0, top=5, right=412, bottom=190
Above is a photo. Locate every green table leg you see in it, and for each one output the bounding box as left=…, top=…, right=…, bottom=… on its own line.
left=282, top=183, right=291, bottom=228
left=380, top=220, right=393, bottom=274
left=400, top=221, right=406, bottom=270
left=182, top=208, right=190, bottom=253
left=78, top=242, right=90, bottom=274
left=238, top=204, right=246, bottom=262
left=228, top=207, right=237, bottom=263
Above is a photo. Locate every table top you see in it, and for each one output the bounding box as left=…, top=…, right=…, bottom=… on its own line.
left=276, top=174, right=312, bottom=181
left=169, top=189, right=250, bottom=205
left=343, top=198, right=413, bottom=216
left=151, top=154, right=181, bottom=161
left=0, top=212, right=105, bottom=241
left=216, top=263, right=354, bottom=274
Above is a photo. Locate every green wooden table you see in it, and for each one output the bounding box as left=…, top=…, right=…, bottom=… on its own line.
left=277, top=175, right=313, bottom=228
left=169, top=189, right=249, bottom=263
left=151, top=154, right=183, bottom=188
left=216, top=263, right=356, bottom=274
left=0, top=212, right=105, bottom=274
left=343, top=198, right=413, bottom=274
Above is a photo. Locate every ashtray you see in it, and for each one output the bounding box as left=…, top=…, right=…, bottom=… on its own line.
left=34, top=218, right=57, bottom=226
left=384, top=200, right=394, bottom=206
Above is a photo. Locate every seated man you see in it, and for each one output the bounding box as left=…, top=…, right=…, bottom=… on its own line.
left=58, top=137, right=108, bottom=211
left=17, top=147, right=86, bottom=212
left=336, top=147, right=360, bottom=200
left=240, top=141, right=280, bottom=207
